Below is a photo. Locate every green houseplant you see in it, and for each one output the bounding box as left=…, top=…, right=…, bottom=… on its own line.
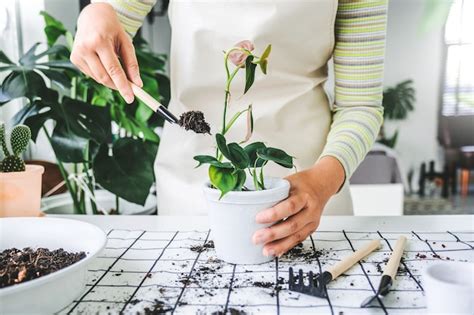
left=0, top=123, right=45, bottom=217
left=379, top=79, right=416, bottom=148
left=0, top=12, right=170, bottom=214
left=197, top=41, right=295, bottom=264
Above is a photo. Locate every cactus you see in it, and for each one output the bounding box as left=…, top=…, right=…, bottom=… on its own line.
left=0, top=123, right=31, bottom=172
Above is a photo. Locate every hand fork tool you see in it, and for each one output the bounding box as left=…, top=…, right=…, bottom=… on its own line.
left=288, top=239, right=381, bottom=298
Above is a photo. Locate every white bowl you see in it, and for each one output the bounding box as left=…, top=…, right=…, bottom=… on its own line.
left=0, top=217, right=106, bottom=314
left=422, top=261, right=474, bottom=314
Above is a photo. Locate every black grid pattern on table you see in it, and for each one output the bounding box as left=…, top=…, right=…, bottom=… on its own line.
left=56, top=229, right=474, bottom=315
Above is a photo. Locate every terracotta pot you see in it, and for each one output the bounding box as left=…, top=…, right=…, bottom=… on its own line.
left=203, top=177, right=290, bottom=264
left=0, top=164, right=44, bottom=217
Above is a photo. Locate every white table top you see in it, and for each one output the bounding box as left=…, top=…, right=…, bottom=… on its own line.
left=54, top=214, right=474, bottom=233
left=53, top=215, right=473, bottom=315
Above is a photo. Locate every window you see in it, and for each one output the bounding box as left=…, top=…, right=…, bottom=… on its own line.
left=442, top=0, right=474, bottom=116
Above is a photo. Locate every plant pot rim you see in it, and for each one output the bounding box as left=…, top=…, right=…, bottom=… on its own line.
left=203, top=177, right=290, bottom=204
left=0, top=164, right=44, bottom=178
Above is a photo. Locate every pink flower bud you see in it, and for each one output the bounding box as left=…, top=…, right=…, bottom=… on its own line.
left=228, top=40, right=255, bottom=67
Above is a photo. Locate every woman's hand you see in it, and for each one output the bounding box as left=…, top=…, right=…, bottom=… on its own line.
left=252, top=156, right=345, bottom=257
left=70, top=3, right=142, bottom=103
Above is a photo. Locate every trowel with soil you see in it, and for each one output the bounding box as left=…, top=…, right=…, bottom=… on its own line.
left=131, top=83, right=211, bottom=134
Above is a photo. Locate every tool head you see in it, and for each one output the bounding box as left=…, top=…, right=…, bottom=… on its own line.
left=288, top=267, right=333, bottom=298
left=360, top=275, right=393, bottom=308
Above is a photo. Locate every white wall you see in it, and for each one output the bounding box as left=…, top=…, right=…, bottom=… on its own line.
left=383, top=0, right=445, bottom=183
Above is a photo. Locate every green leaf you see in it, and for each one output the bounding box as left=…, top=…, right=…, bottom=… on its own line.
left=0, top=51, right=14, bottom=65
left=36, top=60, right=78, bottom=71
left=193, top=155, right=233, bottom=169
left=244, top=55, right=257, bottom=94
left=233, top=169, right=246, bottom=191
left=216, top=133, right=231, bottom=160
left=244, top=142, right=267, bottom=167
left=19, top=43, right=41, bottom=66
left=50, top=124, right=89, bottom=162
left=209, top=165, right=237, bottom=199
left=40, top=11, right=67, bottom=46
left=24, top=110, right=52, bottom=141
left=257, top=147, right=294, bottom=168
left=0, top=71, right=47, bottom=104
left=259, top=44, right=271, bottom=74
left=227, top=142, right=250, bottom=169
left=93, top=138, right=159, bottom=205
left=38, top=69, right=71, bottom=89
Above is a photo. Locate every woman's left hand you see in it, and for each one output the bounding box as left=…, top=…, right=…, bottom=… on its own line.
left=252, top=156, right=345, bottom=257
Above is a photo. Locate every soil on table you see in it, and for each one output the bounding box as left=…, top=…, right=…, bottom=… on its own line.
left=178, top=111, right=211, bottom=134
left=0, top=247, right=86, bottom=288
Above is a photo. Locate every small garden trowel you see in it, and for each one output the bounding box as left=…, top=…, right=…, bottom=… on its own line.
left=361, top=235, right=407, bottom=308
left=131, top=83, right=179, bottom=124
left=289, top=239, right=381, bottom=298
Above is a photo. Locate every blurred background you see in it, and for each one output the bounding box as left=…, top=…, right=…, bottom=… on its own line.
left=0, top=0, right=473, bottom=216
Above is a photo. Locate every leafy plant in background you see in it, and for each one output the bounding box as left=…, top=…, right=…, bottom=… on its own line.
left=0, top=123, right=31, bottom=172
left=379, top=79, right=416, bottom=148
left=193, top=41, right=294, bottom=198
left=0, top=12, right=170, bottom=213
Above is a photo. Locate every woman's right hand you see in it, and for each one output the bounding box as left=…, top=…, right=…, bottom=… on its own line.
left=70, top=2, right=142, bottom=103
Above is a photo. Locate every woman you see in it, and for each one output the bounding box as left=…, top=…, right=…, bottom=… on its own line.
left=71, top=0, right=388, bottom=257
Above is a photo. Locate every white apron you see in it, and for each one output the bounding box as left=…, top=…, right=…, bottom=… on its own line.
left=155, top=0, right=353, bottom=215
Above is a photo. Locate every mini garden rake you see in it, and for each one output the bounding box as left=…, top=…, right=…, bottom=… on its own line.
left=288, top=239, right=380, bottom=298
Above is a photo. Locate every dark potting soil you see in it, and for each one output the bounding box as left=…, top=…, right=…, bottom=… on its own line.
left=190, top=240, right=214, bottom=253
left=178, top=111, right=211, bottom=134
left=142, top=299, right=173, bottom=314
left=0, top=247, right=86, bottom=288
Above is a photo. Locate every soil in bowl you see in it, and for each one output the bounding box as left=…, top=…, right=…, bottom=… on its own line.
left=0, top=247, right=86, bottom=288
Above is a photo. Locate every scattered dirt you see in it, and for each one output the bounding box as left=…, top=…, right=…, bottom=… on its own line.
left=253, top=281, right=274, bottom=288
left=190, top=241, right=215, bottom=253
left=142, top=299, right=172, bottom=314
left=415, top=253, right=427, bottom=259
left=283, top=243, right=323, bottom=261
left=178, top=111, right=211, bottom=134
left=212, top=308, right=247, bottom=315
left=0, top=247, right=86, bottom=288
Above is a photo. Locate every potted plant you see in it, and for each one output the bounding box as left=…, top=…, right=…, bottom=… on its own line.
left=0, top=12, right=170, bottom=215
left=194, top=41, right=294, bottom=264
left=0, top=123, right=44, bottom=217
left=378, top=80, right=416, bottom=148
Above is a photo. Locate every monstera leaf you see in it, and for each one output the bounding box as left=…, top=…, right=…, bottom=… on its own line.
left=93, top=138, right=159, bottom=205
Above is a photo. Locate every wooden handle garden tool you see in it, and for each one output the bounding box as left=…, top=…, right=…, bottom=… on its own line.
left=288, top=239, right=381, bottom=298
left=361, top=236, right=407, bottom=308
left=327, top=239, right=381, bottom=279
left=130, top=82, right=179, bottom=124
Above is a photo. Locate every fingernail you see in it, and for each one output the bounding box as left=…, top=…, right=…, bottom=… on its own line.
left=136, top=76, right=143, bottom=87
left=125, top=94, right=134, bottom=104
left=264, top=248, right=275, bottom=257
left=253, top=233, right=264, bottom=245
left=255, top=213, right=265, bottom=223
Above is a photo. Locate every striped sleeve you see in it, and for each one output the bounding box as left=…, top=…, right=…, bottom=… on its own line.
left=320, top=0, right=388, bottom=179
left=91, top=0, right=156, bottom=37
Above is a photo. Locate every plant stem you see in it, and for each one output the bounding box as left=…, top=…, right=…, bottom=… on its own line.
left=115, top=195, right=120, bottom=214
left=42, top=127, right=83, bottom=214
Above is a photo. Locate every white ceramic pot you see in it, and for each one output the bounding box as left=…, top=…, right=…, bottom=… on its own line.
left=203, top=177, right=290, bottom=264
left=422, top=261, right=474, bottom=314
left=0, top=217, right=106, bottom=314
left=0, top=165, right=44, bottom=217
